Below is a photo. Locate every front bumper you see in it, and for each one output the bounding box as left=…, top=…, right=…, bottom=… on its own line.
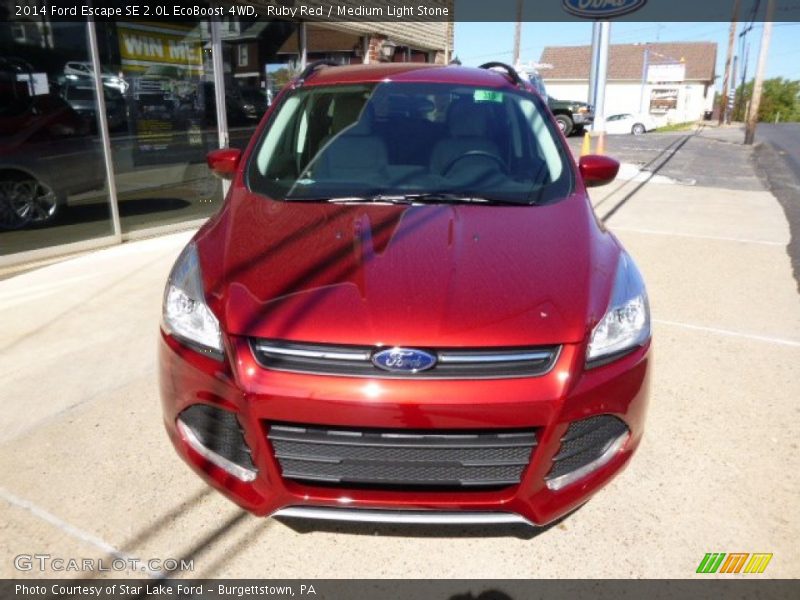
left=572, top=112, right=595, bottom=126
left=159, top=331, right=650, bottom=526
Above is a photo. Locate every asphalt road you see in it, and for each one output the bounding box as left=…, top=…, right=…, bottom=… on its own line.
left=758, top=123, right=800, bottom=177
left=753, top=124, right=800, bottom=293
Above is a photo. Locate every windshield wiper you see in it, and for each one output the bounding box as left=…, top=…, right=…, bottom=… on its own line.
left=325, top=195, right=414, bottom=204
left=295, top=193, right=524, bottom=206
left=401, top=192, right=524, bottom=206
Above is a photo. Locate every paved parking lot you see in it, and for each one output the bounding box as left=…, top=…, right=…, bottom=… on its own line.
left=1, top=126, right=798, bottom=579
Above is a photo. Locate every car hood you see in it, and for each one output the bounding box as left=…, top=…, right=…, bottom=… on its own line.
left=198, top=190, right=617, bottom=348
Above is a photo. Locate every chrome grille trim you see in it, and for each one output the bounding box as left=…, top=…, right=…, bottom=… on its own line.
left=254, top=343, right=370, bottom=362
left=437, top=350, right=554, bottom=363
left=251, top=339, right=560, bottom=379
left=272, top=506, right=534, bottom=526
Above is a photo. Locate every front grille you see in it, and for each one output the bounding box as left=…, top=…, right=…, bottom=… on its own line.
left=267, top=423, right=538, bottom=488
left=251, top=339, right=560, bottom=379
left=178, top=404, right=255, bottom=471
left=545, top=415, right=629, bottom=481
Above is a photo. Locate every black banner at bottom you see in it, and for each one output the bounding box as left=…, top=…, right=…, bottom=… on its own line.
left=2, top=580, right=799, bottom=600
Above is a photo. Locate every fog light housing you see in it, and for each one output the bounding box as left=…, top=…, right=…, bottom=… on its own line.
left=545, top=415, right=630, bottom=491
left=177, top=405, right=257, bottom=482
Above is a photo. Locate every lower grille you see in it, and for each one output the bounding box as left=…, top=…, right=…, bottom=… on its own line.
left=267, top=423, right=537, bottom=488
left=545, top=415, right=629, bottom=481
left=178, top=404, right=255, bottom=472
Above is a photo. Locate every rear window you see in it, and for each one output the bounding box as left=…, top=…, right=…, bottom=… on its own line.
left=247, top=81, right=572, bottom=205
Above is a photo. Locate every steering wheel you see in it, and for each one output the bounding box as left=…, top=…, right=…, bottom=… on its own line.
left=441, top=151, right=508, bottom=177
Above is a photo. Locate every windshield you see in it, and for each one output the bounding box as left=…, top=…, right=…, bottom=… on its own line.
left=247, top=81, right=572, bottom=205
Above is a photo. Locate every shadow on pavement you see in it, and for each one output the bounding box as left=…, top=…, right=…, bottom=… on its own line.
left=597, top=129, right=699, bottom=223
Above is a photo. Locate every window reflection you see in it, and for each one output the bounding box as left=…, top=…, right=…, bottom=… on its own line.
left=0, top=22, right=112, bottom=253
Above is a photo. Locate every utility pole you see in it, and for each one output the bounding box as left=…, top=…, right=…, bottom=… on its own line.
left=588, top=22, right=600, bottom=108
left=639, top=44, right=650, bottom=114
left=745, top=0, right=775, bottom=145
left=728, top=55, right=737, bottom=124
left=719, top=0, right=740, bottom=125
left=513, top=0, right=523, bottom=66
left=590, top=21, right=611, bottom=139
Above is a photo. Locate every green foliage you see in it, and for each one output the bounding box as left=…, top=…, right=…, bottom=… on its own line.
left=733, top=78, right=800, bottom=122
left=654, top=122, right=696, bottom=132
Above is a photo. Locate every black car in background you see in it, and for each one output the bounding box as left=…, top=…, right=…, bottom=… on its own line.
left=60, top=75, right=128, bottom=134
left=0, top=87, right=104, bottom=229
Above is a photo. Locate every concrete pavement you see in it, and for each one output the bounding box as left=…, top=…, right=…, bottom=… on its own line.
left=1, top=131, right=799, bottom=579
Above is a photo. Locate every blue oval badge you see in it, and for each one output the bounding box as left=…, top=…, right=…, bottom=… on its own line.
left=562, top=0, right=647, bottom=19
left=372, top=348, right=437, bottom=373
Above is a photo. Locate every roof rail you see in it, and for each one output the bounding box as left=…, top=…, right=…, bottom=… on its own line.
left=296, top=60, right=340, bottom=85
left=478, top=62, right=523, bottom=87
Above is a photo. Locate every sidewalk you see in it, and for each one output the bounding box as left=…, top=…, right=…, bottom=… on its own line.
left=1, top=146, right=798, bottom=578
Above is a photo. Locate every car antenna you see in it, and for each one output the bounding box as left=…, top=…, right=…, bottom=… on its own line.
left=295, top=60, right=340, bottom=86
left=478, top=62, right=524, bottom=88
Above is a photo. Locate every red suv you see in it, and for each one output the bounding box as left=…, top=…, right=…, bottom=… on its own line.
left=159, top=62, right=651, bottom=527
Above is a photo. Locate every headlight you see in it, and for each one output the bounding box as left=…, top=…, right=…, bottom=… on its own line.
left=587, top=254, right=650, bottom=366
left=162, top=243, right=223, bottom=357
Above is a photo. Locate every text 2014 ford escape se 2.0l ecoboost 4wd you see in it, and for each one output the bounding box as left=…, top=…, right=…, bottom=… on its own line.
left=159, top=62, right=651, bottom=527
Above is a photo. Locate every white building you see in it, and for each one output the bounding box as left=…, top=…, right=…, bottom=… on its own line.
left=539, top=42, right=718, bottom=124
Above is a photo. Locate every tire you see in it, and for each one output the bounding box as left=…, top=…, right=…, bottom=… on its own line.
left=0, top=173, right=59, bottom=229
left=631, top=123, right=646, bottom=135
left=554, top=114, right=574, bottom=137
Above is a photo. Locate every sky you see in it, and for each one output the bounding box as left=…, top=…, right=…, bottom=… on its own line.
left=454, top=21, right=800, bottom=90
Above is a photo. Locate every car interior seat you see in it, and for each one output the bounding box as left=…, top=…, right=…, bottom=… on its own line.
left=429, top=101, right=502, bottom=175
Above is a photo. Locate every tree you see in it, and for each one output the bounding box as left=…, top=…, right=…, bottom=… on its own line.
left=733, top=77, right=800, bottom=122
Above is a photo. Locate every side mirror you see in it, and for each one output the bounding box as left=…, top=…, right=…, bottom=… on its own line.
left=579, top=155, right=620, bottom=187
left=206, top=148, right=241, bottom=180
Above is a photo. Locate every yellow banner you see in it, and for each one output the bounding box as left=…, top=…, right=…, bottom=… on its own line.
left=118, top=24, right=204, bottom=73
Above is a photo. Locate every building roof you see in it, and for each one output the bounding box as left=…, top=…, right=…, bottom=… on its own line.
left=539, top=42, right=717, bottom=82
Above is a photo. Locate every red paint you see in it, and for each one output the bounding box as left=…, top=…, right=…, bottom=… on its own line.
left=579, top=155, right=621, bottom=187
left=159, top=64, right=649, bottom=526
left=206, top=148, right=241, bottom=180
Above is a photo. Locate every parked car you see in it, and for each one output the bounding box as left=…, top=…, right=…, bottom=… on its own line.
left=0, top=90, right=104, bottom=228
left=238, top=87, right=270, bottom=121
left=159, top=62, right=651, bottom=527
left=61, top=75, right=128, bottom=133
left=548, top=97, right=594, bottom=136
left=63, top=61, right=128, bottom=93
left=605, top=113, right=658, bottom=135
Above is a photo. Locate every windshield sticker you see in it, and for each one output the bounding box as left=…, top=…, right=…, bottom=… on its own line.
left=474, top=90, right=503, bottom=103
left=296, top=178, right=315, bottom=185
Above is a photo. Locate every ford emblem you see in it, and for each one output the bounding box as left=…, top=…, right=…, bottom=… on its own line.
left=372, top=347, right=437, bottom=373
left=562, top=0, right=647, bottom=19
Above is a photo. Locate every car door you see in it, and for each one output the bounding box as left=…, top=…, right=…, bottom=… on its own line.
left=605, top=114, right=626, bottom=135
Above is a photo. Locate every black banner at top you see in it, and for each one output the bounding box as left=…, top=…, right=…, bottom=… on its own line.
left=2, top=0, right=799, bottom=22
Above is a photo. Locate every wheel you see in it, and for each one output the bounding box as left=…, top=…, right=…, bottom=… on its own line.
left=0, top=178, right=32, bottom=230
left=554, top=114, right=574, bottom=137
left=441, top=151, right=508, bottom=177
left=631, top=123, right=646, bottom=135
left=0, top=174, right=59, bottom=228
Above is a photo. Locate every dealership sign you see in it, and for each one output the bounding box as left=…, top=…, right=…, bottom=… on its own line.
left=647, top=63, right=686, bottom=83
left=562, top=0, right=648, bottom=19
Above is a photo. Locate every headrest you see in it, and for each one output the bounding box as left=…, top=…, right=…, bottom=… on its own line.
left=332, top=95, right=365, bottom=133
left=448, top=101, right=491, bottom=137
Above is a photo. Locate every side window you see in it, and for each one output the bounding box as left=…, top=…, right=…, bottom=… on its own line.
left=256, top=94, right=303, bottom=178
